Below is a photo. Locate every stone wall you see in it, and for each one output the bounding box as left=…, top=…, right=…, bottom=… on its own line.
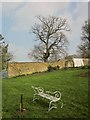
left=48, top=60, right=65, bottom=69
left=8, top=62, right=48, bottom=78
left=8, top=58, right=89, bottom=78
left=83, top=58, right=89, bottom=66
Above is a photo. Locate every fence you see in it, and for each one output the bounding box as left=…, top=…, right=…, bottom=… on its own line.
left=0, top=70, right=8, bottom=79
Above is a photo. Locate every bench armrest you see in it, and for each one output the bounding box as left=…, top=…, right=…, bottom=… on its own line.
left=46, top=91, right=61, bottom=99
left=32, top=86, right=44, bottom=94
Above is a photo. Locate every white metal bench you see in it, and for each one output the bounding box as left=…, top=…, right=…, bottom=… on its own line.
left=32, top=86, right=63, bottom=111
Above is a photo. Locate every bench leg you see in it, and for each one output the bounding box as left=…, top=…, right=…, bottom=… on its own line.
left=48, top=100, right=63, bottom=112
left=60, top=99, right=63, bottom=108
left=48, top=101, right=57, bottom=112
left=33, top=94, right=39, bottom=101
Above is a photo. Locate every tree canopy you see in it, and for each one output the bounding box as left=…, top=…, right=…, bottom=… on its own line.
left=28, top=15, right=70, bottom=62
left=0, top=34, right=13, bottom=70
left=77, top=21, right=90, bottom=58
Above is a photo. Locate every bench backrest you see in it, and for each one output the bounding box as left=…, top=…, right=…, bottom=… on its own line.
left=32, top=86, right=61, bottom=100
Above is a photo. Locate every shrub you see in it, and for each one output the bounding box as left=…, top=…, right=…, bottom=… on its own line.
left=79, top=65, right=90, bottom=69
left=47, top=65, right=59, bottom=72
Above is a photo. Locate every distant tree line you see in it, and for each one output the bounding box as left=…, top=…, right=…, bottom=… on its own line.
left=1, top=16, right=89, bottom=68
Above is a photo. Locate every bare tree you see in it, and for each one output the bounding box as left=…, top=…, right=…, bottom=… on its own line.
left=29, top=15, right=70, bottom=62
left=28, top=44, right=45, bottom=62
left=77, top=21, right=90, bottom=58
left=0, top=34, right=4, bottom=41
left=0, top=34, right=13, bottom=70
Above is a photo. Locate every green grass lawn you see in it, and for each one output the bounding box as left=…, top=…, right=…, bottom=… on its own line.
left=2, top=68, right=89, bottom=118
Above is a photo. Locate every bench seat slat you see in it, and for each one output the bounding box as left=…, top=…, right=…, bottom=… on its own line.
left=38, top=93, right=59, bottom=102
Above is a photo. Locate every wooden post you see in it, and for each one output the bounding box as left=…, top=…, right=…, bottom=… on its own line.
left=19, top=94, right=26, bottom=112
left=20, top=94, right=23, bottom=112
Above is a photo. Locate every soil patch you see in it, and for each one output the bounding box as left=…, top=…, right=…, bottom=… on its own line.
left=79, top=72, right=90, bottom=77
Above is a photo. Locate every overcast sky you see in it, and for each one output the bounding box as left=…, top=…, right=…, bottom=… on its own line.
left=1, top=0, right=89, bottom=62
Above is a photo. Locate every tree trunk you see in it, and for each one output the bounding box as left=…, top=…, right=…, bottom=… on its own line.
left=43, top=52, right=50, bottom=62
